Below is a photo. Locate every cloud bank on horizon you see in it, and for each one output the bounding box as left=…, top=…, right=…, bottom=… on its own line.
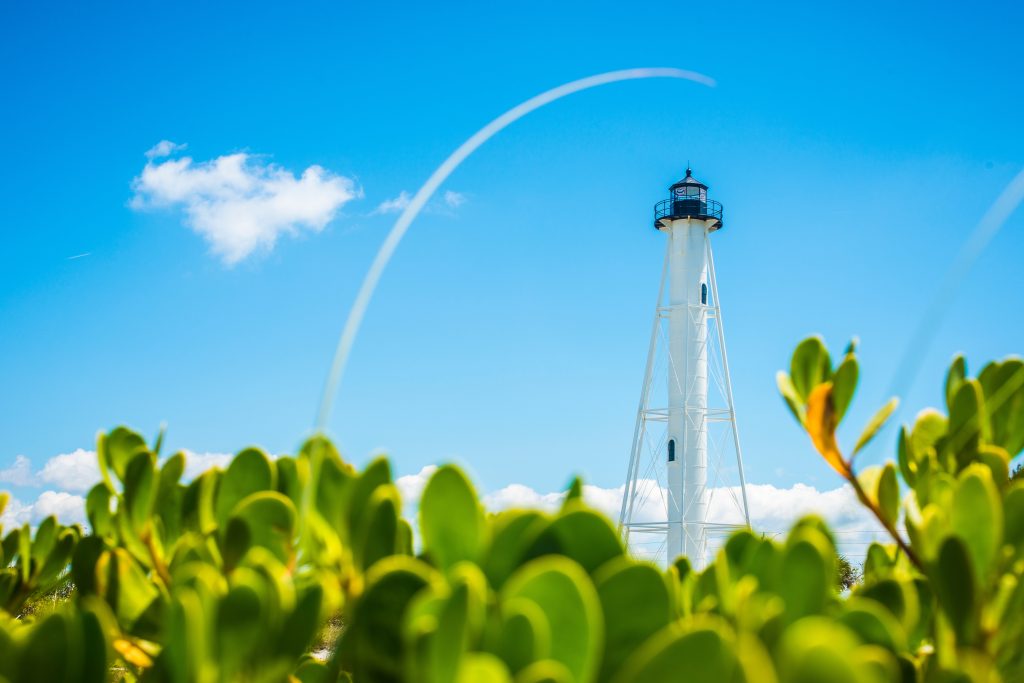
left=3, top=450, right=883, bottom=559
left=0, top=448, right=233, bottom=528
left=130, top=141, right=360, bottom=265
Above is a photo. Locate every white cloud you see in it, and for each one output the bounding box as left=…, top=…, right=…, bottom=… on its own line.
left=4, top=444, right=886, bottom=562
left=37, top=449, right=100, bottom=493
left=401, top=469, right=876, bottom=534
left=130, top=144, right=360, bottom=264
left=0, top=491, right=86, bottom=529
left=180, top=450, right=233, bottom=481
left=0, top=495, right=29, bottom=530
left=0, top=455, right=34, bottom=487
left=146, top=140, right=187, bottom=159
left=373, top=191, right=411, bottom=215
left=395, top=468, right=884, bottom=561
left=372, top=189, right=466, bottom=216
left=484, top=483, right=565, bottom=513
left=395, top=465, right=437, bottom=508
left=2, top=447, right=233, bottom=500
left=443, top=190, right=466, bottom=209
left=32, top=491, right=87, bottom=526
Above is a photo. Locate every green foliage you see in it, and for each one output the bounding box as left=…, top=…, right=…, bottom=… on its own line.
left=1, top=340, right=1023, bottom=680
left=779, top=339, right=1024, bottom=681
left=836, top=555, right=862, bottom=592
left=0, top=496, right=81, bottom=617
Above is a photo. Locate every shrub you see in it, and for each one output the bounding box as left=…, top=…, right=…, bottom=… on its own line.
left=0, top=338, right=1021, bottom=682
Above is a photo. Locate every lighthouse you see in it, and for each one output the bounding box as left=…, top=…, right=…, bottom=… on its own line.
left=619, top=168, right=750, bottom=569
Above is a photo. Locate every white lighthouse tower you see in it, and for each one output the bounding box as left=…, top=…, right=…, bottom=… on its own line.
left=619, top=168, right=750, bottom=569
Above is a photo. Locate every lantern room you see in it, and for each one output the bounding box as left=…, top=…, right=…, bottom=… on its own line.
left=653, top=168, right=723, bottom=231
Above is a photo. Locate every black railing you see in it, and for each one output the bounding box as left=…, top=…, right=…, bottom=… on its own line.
left=654, top=198, right=723, bottom=227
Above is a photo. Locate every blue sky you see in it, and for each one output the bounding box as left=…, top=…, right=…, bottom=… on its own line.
left=2, top=0, right=1022, bottom=532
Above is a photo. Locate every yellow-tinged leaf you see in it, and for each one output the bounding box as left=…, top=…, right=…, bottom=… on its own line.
left=806, top=383, right=850, bottom=477
left=114, top=638, right=154, bottom=668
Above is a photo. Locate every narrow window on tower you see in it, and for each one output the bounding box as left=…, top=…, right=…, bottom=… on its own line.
left=668, top=439, right=676, bottom=462
left=701, top=283, right=708, bottom=305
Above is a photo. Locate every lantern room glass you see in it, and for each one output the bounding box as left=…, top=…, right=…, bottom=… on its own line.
left=674, top=185, right=706, bottom=202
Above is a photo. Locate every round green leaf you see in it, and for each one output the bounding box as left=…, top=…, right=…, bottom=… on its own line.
left=357, top=485, right=402, bottom=571
left=790, top=336, right=832, bottom=402
left=1004, top=483, right=1024, bottom=553
left=932, top=536, right=978, bottom=645
left=483, top=511, right=549, bottom=589
left=948, top=380, right=985, bottom=467
left=421, top=465, right=486, bottom=571
left=514, top=659, right=573, bottom=683
left=831, top=355, right=859, bottom=423
left=779, top=536, right=831, bottom=621
left=611, top=623, right=741, bottom=683
left=838, top=599, right=907, bottom=651
left=502, top=557, right=603, bottom=683
left=215, top=447, right=276, bottom=529
left=777, top=617, right=865, bottom=683
left=978, top=358, right=1024, bottom=457
left=337, top=556, right=440, bottom=680
left=99, top=426, right=149, bottom=483
left=594, top=558, right=672, bottom=683
left=952, top=464, right=1002, bottom=582
left=532, top=508, right=624, bottom=575
left=455, top=653, right=512, bottom=683
left=229, top=492, right=297, bottom=564
left=495, top=598, right=550, bottom=675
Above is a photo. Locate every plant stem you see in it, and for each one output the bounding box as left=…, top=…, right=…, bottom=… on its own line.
left=144, top=531, right=173, bottom=588
left=846, top=466, right=925, bottom=572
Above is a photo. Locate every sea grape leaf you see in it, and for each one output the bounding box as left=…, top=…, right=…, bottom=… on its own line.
left=790, top=336, right=832, bottom=402
left=831, top=355, right=859, bottom=423
left=945, top=355, right=967, bottom=413
left=806, top=383, right=848, bottom=476
left=229, top=492, right=297, bottom=565
left=420, top=465, right=486, bottom=571
left=932, top=536, right=978, bottom=645
left=779, top=536, right=831, bottom=621
left=336, top=556, right=440, bottom=680
left=978, top=358, right=1024, bottom=457
left=344, top=457, right=392, bottom=546
left=357, top=485, right=402, bottom=571
left=611, top=623, right=741, bottom=683
left=215, top=447, right=276, bottom=529
left=951, top=464, right=1002, bottom=582
left=502, top=557, right=603, bottom=683
left=777, top=617, right=866, bottom=683
left=123, top=451, right=158, bottom=536
left=594, top=558, right=672, bottom=683
left=1004, top=484, right=1024, bottom=553
left=948, top=381, right=986, bottom=469
left=483, top=511, right=549, bottom=589
left=853, top=398, right=899, bottom=457
left=838, top=599, right=907, bottom=651
left=494, top=598, right=550, bottom=675
left=532, top=508, right=623, bottom=575
left=777, top=371, right=806, bottom=425
left=455, top=653, right=512, bottom=683
left=514, top=659, right=573, bottom=683
left=100, top=426, right=149, bottom=483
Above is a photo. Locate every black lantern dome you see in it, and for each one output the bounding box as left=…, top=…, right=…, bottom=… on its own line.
left=654, top=168, right=723, bottom=231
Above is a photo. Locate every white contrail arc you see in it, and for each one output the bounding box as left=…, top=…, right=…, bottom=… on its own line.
left=316, top=67, right=716, bottom=430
